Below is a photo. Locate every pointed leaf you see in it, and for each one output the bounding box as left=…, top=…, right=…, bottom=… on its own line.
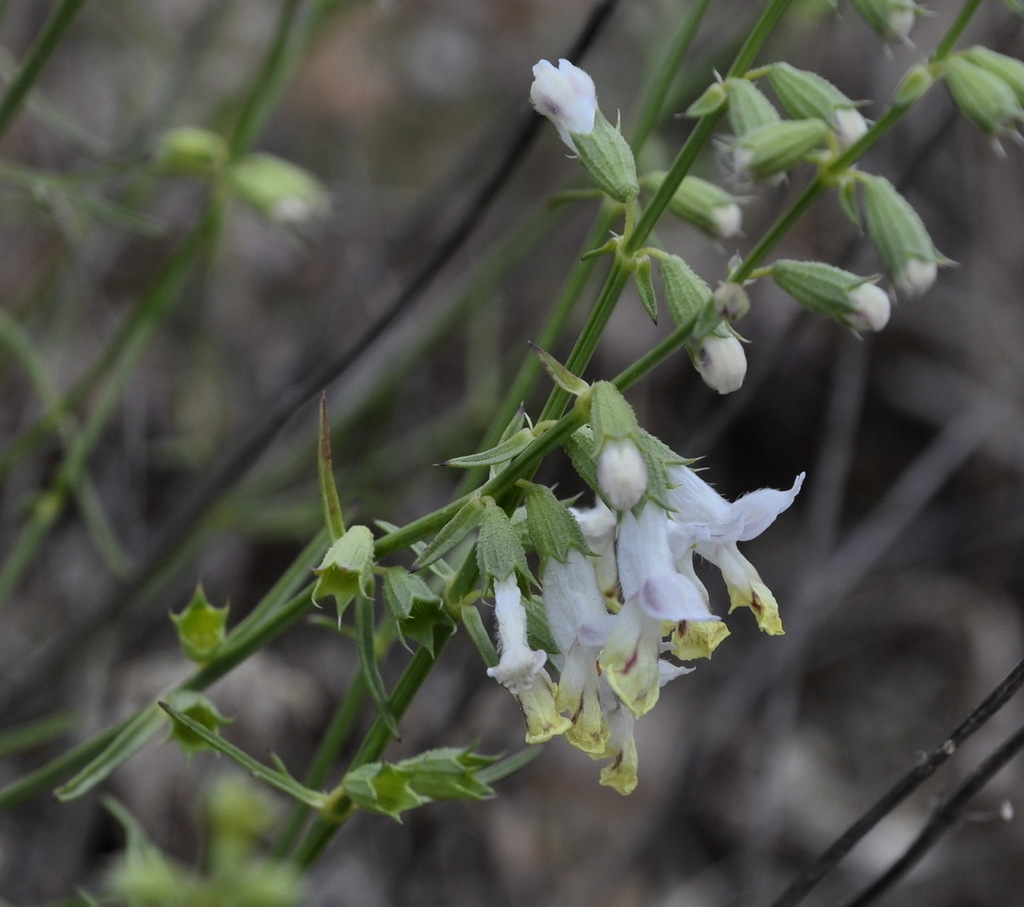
left=529, top=343, right=590, bottom=397
left=158, top=702, right=324, bottom=807
left=443, top=428, right=534, bottom=468
left=56, top=705, right=166, bottom=801
left=414, top=497, right=485, bottom=570
left=634, top=256, right=658, bottom=323
left=318, top=394, right=345, bottom=542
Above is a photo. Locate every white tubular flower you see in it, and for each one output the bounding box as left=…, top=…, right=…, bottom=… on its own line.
left=542, top=549, right=614, bottom=754
left=597, top=438, right=648, bottom=511
left=695, top=333, right=747, bottom=394
left=847, top=283, right=891, bottom=332
left=530, top=58, right=598, bottom=153
left=597, top=695, right=640, bottom=795
left=666, top=468, right=805, bottom=635
left=602, top=502, right=717, bottom=716
left=487, top=575, right=570, bottom=743
left=570, top=499, right=618, bottom=598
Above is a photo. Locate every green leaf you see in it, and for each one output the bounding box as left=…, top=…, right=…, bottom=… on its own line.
left=355, top=595, right=400, bottom=739
left=158, top=702, right=324, bottom=808
left=55, top=705, right=166, bottom=801
left=414, top=497, right=485, bottom=570
left=442, top=428, right=534, bottom=468
left=476, top=746, right=543, bottom=785
left=476, top=502, right=529, bottom=585
left=634, top=256, right=658, bottom=322
left=162, top=690, right=232, bottom=759
left=318, top=394, right=345, bottom=542
left=528, top=343, right=590, bottom=398
left=341, top=746, right=498, bottom=821
left=381, top=566, right=451, bottom=656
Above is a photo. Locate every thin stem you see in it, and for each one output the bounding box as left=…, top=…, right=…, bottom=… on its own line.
left=770, top=655, right=1024, bottom=907
left=932, top=0, right=986, bottom=60
left=290, top=623, right=457, bottom=866
left=842, top=719, right=1024, bottom=907
left=0, top=0, right=86, bottom=140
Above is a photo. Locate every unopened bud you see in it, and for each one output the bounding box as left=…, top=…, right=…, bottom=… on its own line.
left=597, top=439, right=648, bottom=511
left=155, top=126, right=227, bottom=177
left=850, top=0, right=920, bottom=42
left=732, top=119, right=831, bottom=182
left=658, top=254, right=713, bottom=328
left=713, top=282, right=750, bottom=323
left=894, top=64, right=936, bottom=107
left=693, top=330, right=746, bottom=394
left=962, top=47, right=1024, bottom=105
left=767, top=63, right=868, bottom=148
left=771, top=259, right=891, bottom=332
left=725, top=77, right=781, bottom=137
left=944, top=55, right=1024, bottom=137
left=649, top=172, right=743, bottom=238
left=229, top=153, right=328, bottom=224
left=861, top=175, right=948, bottom=296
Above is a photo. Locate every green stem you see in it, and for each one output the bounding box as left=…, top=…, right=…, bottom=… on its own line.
left=0, top=0, right=86, bottom=139
left=272, top=671, right=368, bottom=858
left=290, top=623, right=457, bottom=866
left=932, top=0, right=985, bottom=60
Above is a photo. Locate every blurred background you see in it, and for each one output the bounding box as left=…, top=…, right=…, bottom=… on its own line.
left=1, top=0, right=1024, bottom=905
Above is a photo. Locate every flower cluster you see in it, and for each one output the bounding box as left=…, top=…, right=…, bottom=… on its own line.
left=483, top=436, right=803, bottom=794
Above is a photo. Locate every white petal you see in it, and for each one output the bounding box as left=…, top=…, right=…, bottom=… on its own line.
left=730, top=472, right=805, bottom=541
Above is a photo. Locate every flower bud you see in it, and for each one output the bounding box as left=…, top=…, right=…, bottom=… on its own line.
left=850, top=0, right=919, bottom=41
left=229, top=153, right=328, bottom=224
left=573, top=110, right=640, bottom=202
left=155, top=126, right=228, bottom=177
left=731, top=119, right=831, bottom=183
left=713, top=281, right=751, bottom=323
left=530, top=58, right=598, bottom=153
left=767, top=63, right=868, bottom=148
left=648, top=172, right=743, bottom=238
left=693, top=329, right=747, bottom=394
left=962, top=47, right=1024, bottom=105
left=312, top=524, right=376, bottom=617
left=597, top=439, right=648, bottom=511
left=170, top=584, right=228, bottom=664
left=589, top=382, right=647, bottom=509
left=771, top=259, right=891, bottom=332
left=861, top=174, right=948, bottom=296
left=530, top=59, right=639, bottom=202
left=725, top=77, right=781, bottom=136
left=893, top=64, right=935, bottom=107
left=943, top=55, right=1024, bottom=137
left=658, top=254, right=713, bottom=329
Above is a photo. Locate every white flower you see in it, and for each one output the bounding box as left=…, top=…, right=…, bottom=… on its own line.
left=487, top=575, right=570, bottom=743
left=602, top=502, right=717, bottom=716
left=847, top=282, right=891, bottom=332
left=570, top=498, right=618, bottom=598
left=695, top=333, right=747, bottom=394
left=596, top=438, right=648, bottom=511
left=666, top=468, right=805, bottom=635
left=530, top=58, right=598, bottom=152
left=542, top=550, right=613, bottom=754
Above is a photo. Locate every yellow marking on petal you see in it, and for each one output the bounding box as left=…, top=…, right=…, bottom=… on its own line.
left=727, top=582, right=784, bottom=635
left=671, top=619, right=731, bottom=660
